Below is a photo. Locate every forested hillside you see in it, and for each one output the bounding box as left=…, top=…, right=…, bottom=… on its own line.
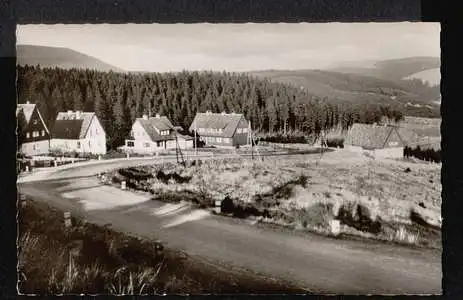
left=18, top=65, right=406, bottom=149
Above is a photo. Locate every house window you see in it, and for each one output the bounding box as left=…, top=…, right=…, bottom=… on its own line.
left=26, top=132, right=30, bottom=139
left=156, top=141, right=161, bottom=147
left=217, top=137, right=222, bottom=143
left=236, top=128, right=242, bottom=134
left=41, top=130, right=45, bottom=136
left=242, top=128, right=248, bottom=133
left=144, top=142, right=150, bottom=148
left=33, top=119, right=38, bottom=125
left=127, top=141, right=134, bottom=147
left=32, top=144, right=36, bottom=150
left=89, top=140, right=91, bottom=148
left=77, top=141, right=81, bottom=149
left=225, top=138, right=231, bottom=144
left=210, top=137, right=215, bottom=142
left=95, top=128, right=98, bottom=135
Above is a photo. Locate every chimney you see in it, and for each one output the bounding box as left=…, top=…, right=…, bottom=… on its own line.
left=142, top=114, right=148, bottom=120
left=26, top=101, right=30, bottom=104
left=155, top=113, right=160, bottom=118
left=67, top=110, right=73, bottom=118
left=76, top=110, right=82, bottom=119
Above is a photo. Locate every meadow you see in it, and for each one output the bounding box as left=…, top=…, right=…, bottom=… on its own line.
left=109, top=148, right=442, bottom=249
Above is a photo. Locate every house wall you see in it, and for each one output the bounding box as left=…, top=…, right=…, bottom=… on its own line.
left=200, top=136, right=234, bottom=147
left=82, top=116, right=107, bottom=154
left=375, top=147, right=404, bottom=159
left=20, top=140, right=50, bottom=156
left=50, top=139, right=81, bottom=153
left=383, top=130, right=405, bottom=148
left=232, top=117, right=250, bottom=146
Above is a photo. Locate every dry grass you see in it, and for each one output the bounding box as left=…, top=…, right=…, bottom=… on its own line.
left=18, top=199, right=303, bottom=294
left=112, top=148, right=441, bottom=249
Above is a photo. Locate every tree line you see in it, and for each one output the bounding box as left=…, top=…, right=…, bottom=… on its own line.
left=18, top=65, right=406, bottom=150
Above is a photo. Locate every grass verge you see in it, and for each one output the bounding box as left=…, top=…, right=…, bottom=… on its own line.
left=17, top=197, right=304, bottom=295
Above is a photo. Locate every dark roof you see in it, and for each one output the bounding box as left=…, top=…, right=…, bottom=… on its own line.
left=189, top=112, right=247, bottom=138
left=17, top=103, right=50, bottom=133
left=55, top=111, right=98, bottom=139
left=137, top=116, right=179, bottom=142
left=51, top=119, right=85, bottom=139
left=345, top=123, right=419, bottom=149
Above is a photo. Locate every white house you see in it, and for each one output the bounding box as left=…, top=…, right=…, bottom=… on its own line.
left=124, top=114, right=193, bottom=154
left=17, top=102, right=51, bottom=156
left=50, top=110, right=107, bottom=155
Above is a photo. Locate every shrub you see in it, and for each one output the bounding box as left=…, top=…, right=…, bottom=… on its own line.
left=257, top=132, right=307, bottom=144
left=326, top=138, right=344, bottom=148
left=404, top=145, right=441, bottom=163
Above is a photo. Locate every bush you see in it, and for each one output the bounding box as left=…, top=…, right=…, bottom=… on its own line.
left=404, top=145, right=441, bottom=163
left=326, top=138, right=344, bottom=148
left=257, top=133, right=307, bottom=144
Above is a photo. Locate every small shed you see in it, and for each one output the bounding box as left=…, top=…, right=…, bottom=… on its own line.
left=345, top=123, right=419, bottom=158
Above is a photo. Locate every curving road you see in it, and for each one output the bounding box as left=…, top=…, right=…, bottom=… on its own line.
left=17, top=155, right=442, bottom=294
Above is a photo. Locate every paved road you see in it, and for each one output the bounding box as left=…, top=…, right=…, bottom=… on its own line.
left=17, top=155, right=442, bottom=294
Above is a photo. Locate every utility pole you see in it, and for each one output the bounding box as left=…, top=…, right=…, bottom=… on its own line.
left=194, top=117, right=198, bottom=165
left=250, top=121, right=254, bottom=161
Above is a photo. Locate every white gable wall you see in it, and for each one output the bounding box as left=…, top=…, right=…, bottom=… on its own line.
left=82, top=116, right=107, bottom=154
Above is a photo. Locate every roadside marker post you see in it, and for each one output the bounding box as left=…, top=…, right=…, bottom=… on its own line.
left=121, top=181, right=127, bottom=190
left=64, top=212, right=72, bottom=228
left=25, top=165, right=29, bottom=172
left=330, top=219, right=341, bottom=236
left=127, top=153, right=130, bottom=159
left=98, top=155, right=102, bottom=161
left=214, top=199, right=222, bottom=214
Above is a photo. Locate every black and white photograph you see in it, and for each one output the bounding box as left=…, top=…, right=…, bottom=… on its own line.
left=16, top=22, right=441, bottom=295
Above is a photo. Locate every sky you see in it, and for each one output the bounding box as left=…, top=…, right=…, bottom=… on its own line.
left=17, top=22, right=440, bottom=72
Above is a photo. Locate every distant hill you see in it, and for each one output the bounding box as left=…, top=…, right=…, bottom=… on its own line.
left=248, top=68, right=440, bottom=107
left=405, top=68, right=440, bottom=86
left=17, top=44, right=124, bottom=72
left=329, top=56, right=440, bottom=81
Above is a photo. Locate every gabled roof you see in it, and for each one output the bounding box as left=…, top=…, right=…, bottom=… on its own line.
left=51, top=119, right=85, bottom=139
left=136, top=116, right=178, bottom=142
left=52, top=111, right=98, bottom=139
left=17, top=103, right=36, bottom=123
left=345, top=123, right=419, bottom=149
left=189, top=112, right=247, bottom=138
left=17, top=102, right=50, bottom=133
